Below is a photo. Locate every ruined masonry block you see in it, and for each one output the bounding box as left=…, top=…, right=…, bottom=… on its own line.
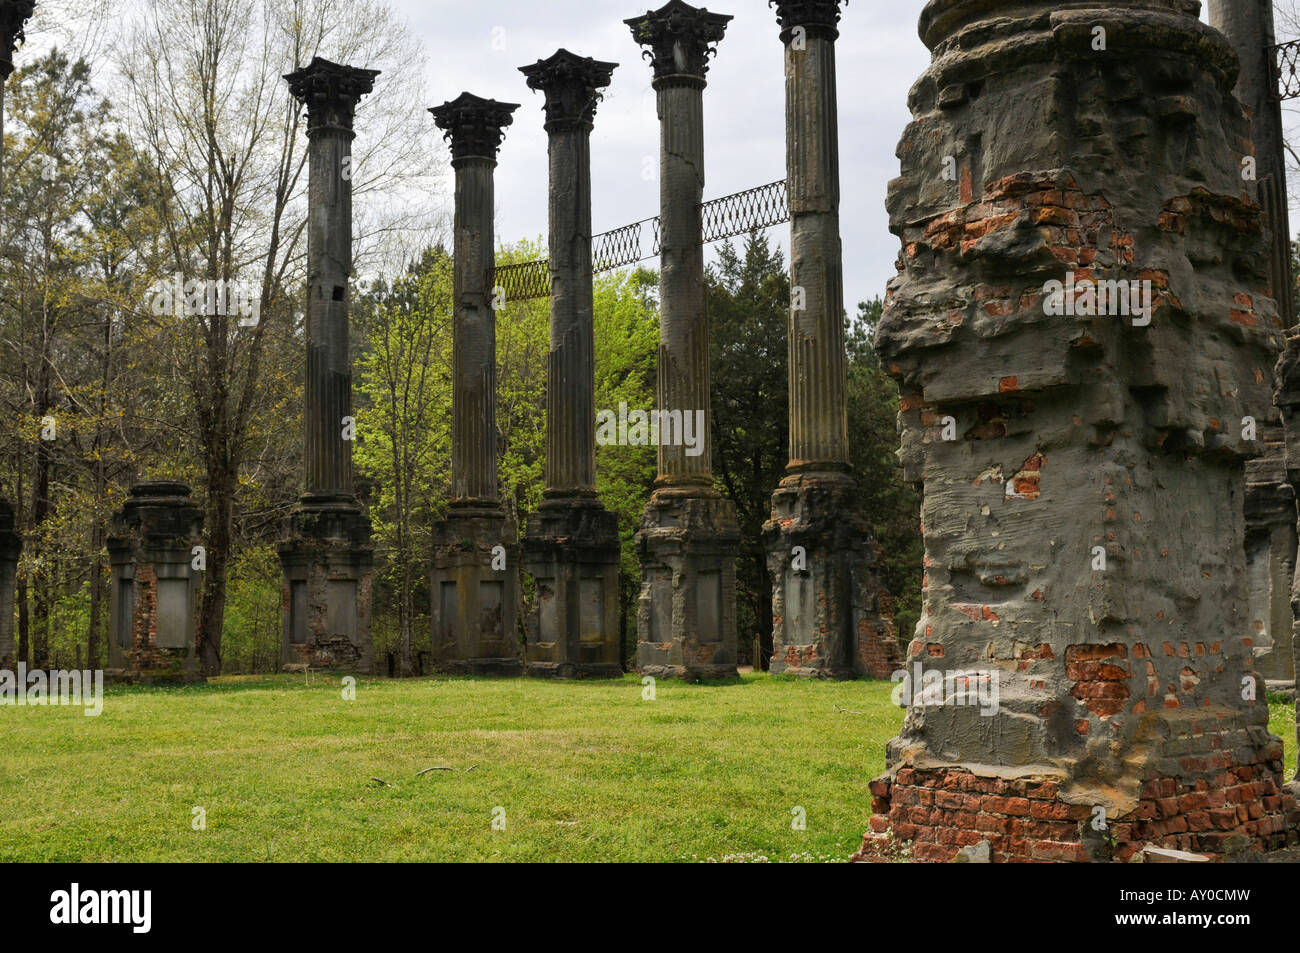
left=106, top=482, right=204, bottom=682
left=859, top=0, right=1293, bottom=862
left=430, top=516, right=521, bottom=675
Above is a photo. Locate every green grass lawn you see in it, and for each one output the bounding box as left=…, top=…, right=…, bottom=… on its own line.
left=0, top=673, right=900, bottom=862
left=1271, top=695, right=1298, bottom=781
left=1, top=674, right=1294, bottom=862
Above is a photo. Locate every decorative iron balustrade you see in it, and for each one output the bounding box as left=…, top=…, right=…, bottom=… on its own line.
left=493, top=258, right=550, bottom=302
left=701, top=179, right=789, bottom=244
left=1273, top=38, right=1300, bottom=100
left=492, top=179, right=788, bottom=302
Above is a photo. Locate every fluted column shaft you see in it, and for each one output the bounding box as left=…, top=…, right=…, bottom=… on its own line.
left=544, top=118, right=598, bottom=499
left=430, top=93, right=518, bottom=509
left=1208, top=0, right=1293, bottom=326
left=654, top=78, right=713, bottom=491
left=304, top=119, right=356, bottom=500
left=627, top=3, right=730, bottom=493
left=520, top=50, right=616, bottom=503
left=284, top=58, right=378, bottom=505
left=784, top=28, right=849, bottom=472
left=451, top=157, right=499, bottom=504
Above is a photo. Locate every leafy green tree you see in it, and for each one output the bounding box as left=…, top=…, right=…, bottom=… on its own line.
left=708, top=233, right=789, bottom=667
left=593, top=266, right=659, bottom=661
left=354, top=242, right=659, bottom=670
left=354, top=247, right=453, bottom=674
left=494, top=244, right=659, bottom=662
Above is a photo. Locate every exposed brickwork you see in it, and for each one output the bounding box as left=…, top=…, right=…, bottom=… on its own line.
left=857, top=748, right=1300, bottom=863
left=1066, top=643, right=1129, bottom=717
left=129, top=563, right=166, bottom=670
left=856, top=592, right=901, bottom=679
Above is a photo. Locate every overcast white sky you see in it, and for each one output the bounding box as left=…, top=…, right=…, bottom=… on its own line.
left=394, top=0, right=935, bottom=312
left=15, top=0, right=1257, bottom=314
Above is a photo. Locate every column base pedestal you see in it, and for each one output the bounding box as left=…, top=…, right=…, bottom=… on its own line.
left=430, top=509, right=520, bottom=675
left=278, top=502, right=373, bottom=674
left=635, top=494, right=740, bottom=681
left=525, top=661, right=623, bottom=679
left=762, top=471, right=899, bottom=679
left=440, top=658, right=524, bottom=677
left=858, top=706, right=1300, bottom=863
left=522, top=500, right=622, bottom=679
left=106, top=482, right=204, bottom=676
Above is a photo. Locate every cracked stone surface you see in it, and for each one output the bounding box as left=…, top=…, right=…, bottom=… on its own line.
left=858, top=0, right=1297, bottom=863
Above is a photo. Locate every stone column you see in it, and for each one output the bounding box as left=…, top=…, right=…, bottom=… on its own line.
left=1212, top=0, right=1300, bottom=788
left=1209, top=0, right=1293, bottom=329
left=428, top=93, right=522, bottom=675
left=1275, top=337, right=1300, bottom=786
left=859, top=0, right=1297, bottom=863
left=106, top=482, right=204, bottom=684
left=278, top=57, right=377, bottom=674
left=627, top=2, right=740, bottom=682
left=518, top=49, right=622, bottom=679
left=1209, top=0, right=1297, bottom=688
left=1243, top=433, right=1297, bottom=684
left=761, top=0, right=898, bottom=679
left=0, top=2, right=35, bottom=668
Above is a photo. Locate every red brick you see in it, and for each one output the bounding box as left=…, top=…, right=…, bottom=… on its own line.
left=1004, top=797, right=1031, bottom=817
left=1031, top=841, right=1087, bottom=863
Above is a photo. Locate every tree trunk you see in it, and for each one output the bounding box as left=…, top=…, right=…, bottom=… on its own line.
left=198, top=469, right=235, bottom=676
left=16, top=576, right=28, bottom=664
left=31, top=431, right=50, bottom=668
left=88, top=525, right=105, bottom=670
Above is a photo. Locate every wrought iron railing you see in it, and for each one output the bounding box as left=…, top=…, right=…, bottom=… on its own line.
left=702, top=179, right=789, bottom=244
left=492, top=179, right=788, bottom=302
left=1272, top=38, right=1300, bottom=100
